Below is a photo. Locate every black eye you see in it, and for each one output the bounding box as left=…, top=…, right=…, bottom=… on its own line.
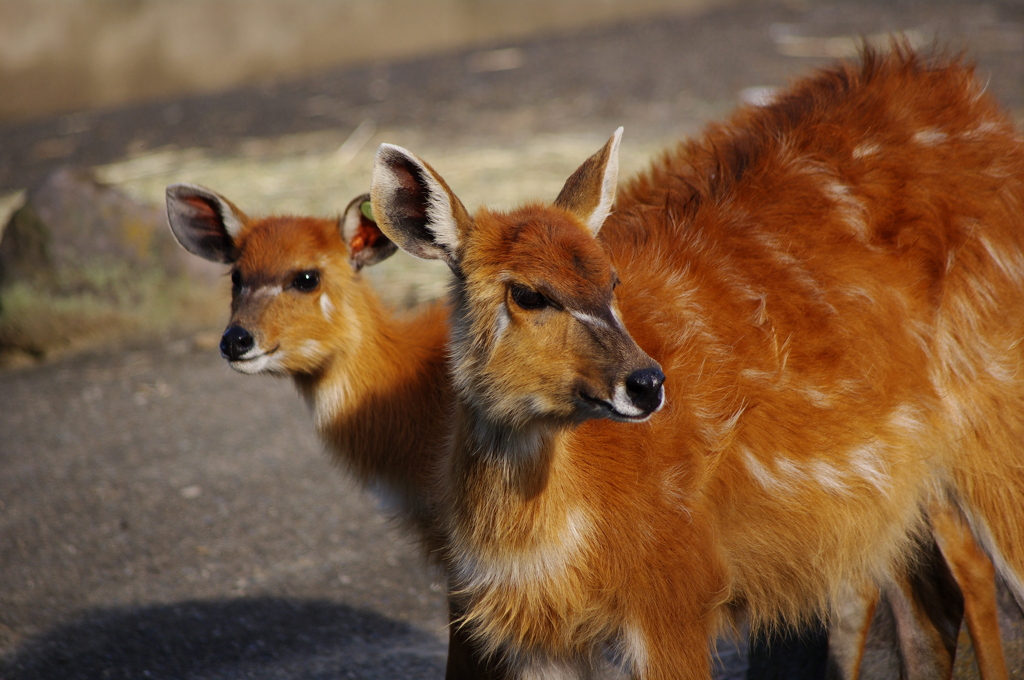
left=292, top=270, right=320, bottom=292
left=231, top=269, right=242, bottom=291
left=510, top=283, right=548, bottom=310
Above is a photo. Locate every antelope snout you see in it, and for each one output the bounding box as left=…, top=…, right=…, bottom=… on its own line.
left=221, top=325, right=255, bottom=361
left=625, top=366, right=665, bottom=414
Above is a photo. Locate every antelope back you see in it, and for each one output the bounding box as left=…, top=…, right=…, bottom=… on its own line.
left=166, top=185, right=396, bottom=376
left=370, top=130, right=666, bottom=431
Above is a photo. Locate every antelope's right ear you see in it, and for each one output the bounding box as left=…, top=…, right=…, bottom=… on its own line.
left=165, top=183, right=247, bottom=263
left=370, top=144, right=471, bottom=272
left=340, top=193, right=398, bottom=271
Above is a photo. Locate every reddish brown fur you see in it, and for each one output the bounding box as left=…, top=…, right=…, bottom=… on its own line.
left=175, top=195, right=454, bottom=522
left=372, top=47, right=1024, bottom=678
left=223, top=214, right=450, bottom=532
left=167, top=189, right=514, bottom=678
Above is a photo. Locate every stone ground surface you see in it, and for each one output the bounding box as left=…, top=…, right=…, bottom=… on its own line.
left=2, top=1, right=1024, bottom=678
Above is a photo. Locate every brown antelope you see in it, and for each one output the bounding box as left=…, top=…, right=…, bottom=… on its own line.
left=370, top=47, right=1024, bottom=679
left=164, top=187, right=507, bottom=678
left=160, top=189, right=989, bottom=680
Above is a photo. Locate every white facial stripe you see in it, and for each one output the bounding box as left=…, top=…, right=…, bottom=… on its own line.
left=320, top=293, right=334, bottom=322
left=252, top=285, right=282, bottom=298
left=492, top=306, right=510, bottom=342
left=570, top=309, right=613, bottom=331
left=610, top=305, right=625, bottom=330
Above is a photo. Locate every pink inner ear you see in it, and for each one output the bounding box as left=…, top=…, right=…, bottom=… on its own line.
left=182, top=195, right=219, bottom=221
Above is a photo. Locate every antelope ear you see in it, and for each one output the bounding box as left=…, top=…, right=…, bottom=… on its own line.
left=166, top=183, right=247, bottom=263
left=370, top=143, right=472, bottom=272
left=340, top=193, right=398, bottom=271
left=553, top=127, right=623, bottom=236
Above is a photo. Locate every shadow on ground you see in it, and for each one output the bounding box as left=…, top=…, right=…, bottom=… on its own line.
left=1, top=597, right=445, bottom=680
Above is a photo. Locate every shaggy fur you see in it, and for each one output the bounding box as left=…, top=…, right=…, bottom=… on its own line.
left=371, top=47, right=1024, bottom=679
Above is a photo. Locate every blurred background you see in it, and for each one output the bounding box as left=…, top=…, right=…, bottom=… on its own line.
left=2, top=1, right=1023, bottom=678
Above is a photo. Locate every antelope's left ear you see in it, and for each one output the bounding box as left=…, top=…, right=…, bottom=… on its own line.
left=554, top=127, right=623, bottom=236
left=165, top=183, right=247, bottom=263
left=340, top=193, right=398, bottom=271
left=370, top=144, right=472, bottom=273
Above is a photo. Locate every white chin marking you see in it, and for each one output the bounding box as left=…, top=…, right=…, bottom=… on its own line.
left=229, top=351, right=280, bottom=375
left=611, top=384, right=645, bottom=417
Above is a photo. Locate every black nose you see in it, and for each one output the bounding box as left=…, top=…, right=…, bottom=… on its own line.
left=625, top=367, right=665, bottom=413
left=220, top=325, right=255, bottom=361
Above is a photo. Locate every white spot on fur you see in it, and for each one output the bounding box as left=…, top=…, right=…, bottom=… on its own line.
left=297, top=340, right=323, bottom=360
left=457, top=508, right=594, bottom=588
left=253, top=284, right=282, bottom=298
left=617, top=624, right=649, bottom=676
left=313, top=376, right=353, bottom=430
left=913, top=129, right=948, bottom=146
left=320, top=294, right=334, bottom=322
left=888, top=403, right=928, bottom=438
left=739, top=367, right=777, bottom=384
left=800, top=386, right=834, bottom=408
left=526, top=393, right=553, bottom=416
left=660, top=464, right=693, bottom=512
left=821, top=179, right=870, bottom=241
left=848, top=441, right=890, bottom=495
left=810, top=459, right=850, bottom=495
left=744, top=447, right=856, bottom=496
left=742, top=447, right=796, bottom=494
left=978, top=232, right=1024, bottom=283
left=853, top=142, right=882, bottom=158
left=775, top=456, right=808, bottom=485
left=960, top=120, right=1004, bottom=141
